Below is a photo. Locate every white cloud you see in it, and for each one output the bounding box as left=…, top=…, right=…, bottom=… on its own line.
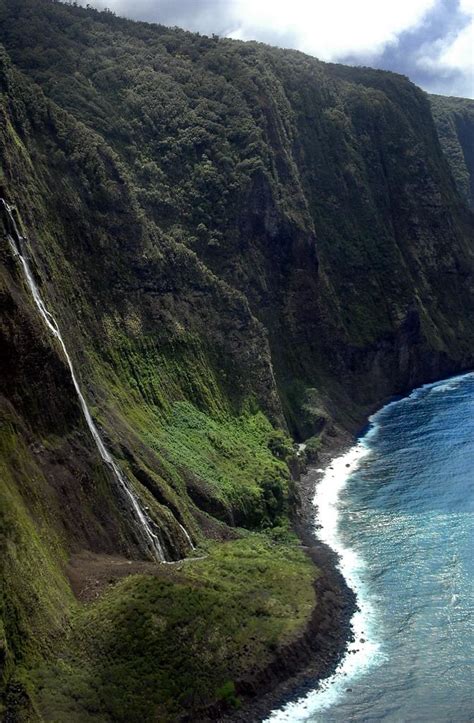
left=74, top=0, right=473, bottom=97
left=416, top=2, right=473, bottom=96
left=77, top=0, right=438, bottom=60
left=225, top=0, right=437, bottom=60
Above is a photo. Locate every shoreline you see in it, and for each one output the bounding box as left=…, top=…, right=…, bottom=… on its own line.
left=220, top=369, right=474, bottom=722
left=217, top=429, right=358, bottom=723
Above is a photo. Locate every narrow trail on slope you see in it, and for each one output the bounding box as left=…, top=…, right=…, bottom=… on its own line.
left=68, top=551, right=207, bottom=602
left=1, top=198, right=195, bottom=563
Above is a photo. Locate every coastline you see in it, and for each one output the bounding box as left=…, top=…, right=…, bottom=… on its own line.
left=214, top=429, right=358, bottom=723
left=199, top=370, right=474, bottom=722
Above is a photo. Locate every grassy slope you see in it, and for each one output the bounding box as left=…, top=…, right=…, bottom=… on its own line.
left=32, top=536, right=314, bottom=722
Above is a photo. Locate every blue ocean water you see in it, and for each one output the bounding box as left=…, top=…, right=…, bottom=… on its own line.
left=269, top=372, right=474, bottom=722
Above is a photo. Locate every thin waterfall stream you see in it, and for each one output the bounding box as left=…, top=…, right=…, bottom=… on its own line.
left=1, top=198, right=194, bottom=563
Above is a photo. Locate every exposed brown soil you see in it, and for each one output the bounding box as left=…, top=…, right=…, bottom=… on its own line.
left=67, top=551, right=190, bottom=603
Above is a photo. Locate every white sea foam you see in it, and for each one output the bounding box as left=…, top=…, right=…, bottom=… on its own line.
left=267, top=372, right=474, bottom=721
left=266, top=441, right=385, bottom=722
left=430, top=379, right=462, bottom=394
left=408, top=373, right=473, bottom=399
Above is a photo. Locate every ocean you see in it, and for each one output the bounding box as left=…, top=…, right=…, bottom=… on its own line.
left=268, top=372, right=474, bottom=722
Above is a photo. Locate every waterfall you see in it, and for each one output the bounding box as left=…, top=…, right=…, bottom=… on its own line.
left=178, top=521, right=195, bottom=550
left=1, top=198, right=194, bottom=563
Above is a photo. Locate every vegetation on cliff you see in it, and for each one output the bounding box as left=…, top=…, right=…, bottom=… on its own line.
left=31, top=535, right=315, bottom=721
left=430, top=94, right=474, bottom=210
left=0, top=0, right=473, bottom=719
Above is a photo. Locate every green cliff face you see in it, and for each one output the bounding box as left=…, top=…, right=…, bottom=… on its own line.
left=0, top=0, right=473, bottom=719
left=430, top=94, right=474, bottom=210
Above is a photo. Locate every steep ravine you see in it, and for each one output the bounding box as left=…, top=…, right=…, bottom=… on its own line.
left=0, top=1, right=473, bottom=720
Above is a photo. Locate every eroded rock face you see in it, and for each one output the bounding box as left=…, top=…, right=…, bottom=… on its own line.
left=430, top=94, right=474, bottom=210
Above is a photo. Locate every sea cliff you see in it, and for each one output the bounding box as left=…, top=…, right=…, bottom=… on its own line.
left=0, top=1, right=473, bottom=719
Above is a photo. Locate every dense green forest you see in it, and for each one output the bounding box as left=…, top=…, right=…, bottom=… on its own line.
left=0, top=0, right=473, bottom=719
left=430, top=94, right=474, bottom=209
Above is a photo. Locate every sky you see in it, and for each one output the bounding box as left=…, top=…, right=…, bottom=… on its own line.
left=75, top=0, right=473, bottom=98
